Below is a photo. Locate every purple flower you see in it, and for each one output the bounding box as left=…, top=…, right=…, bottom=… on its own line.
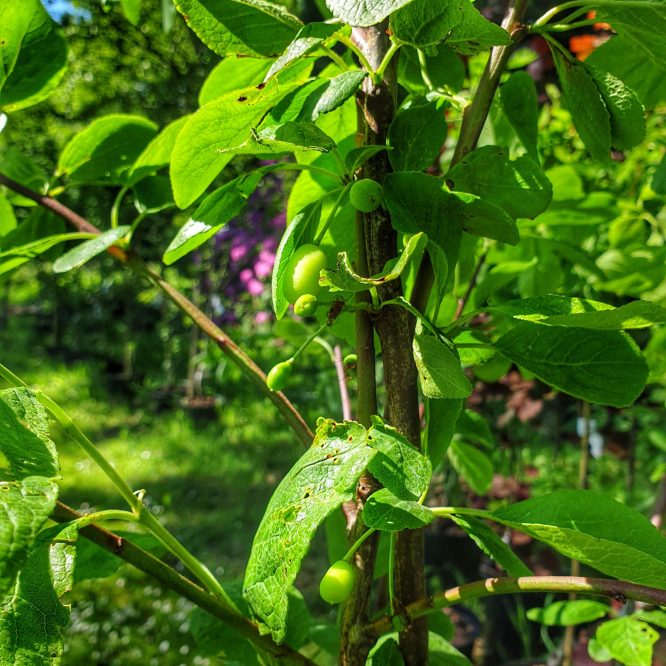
left=239, top=268, right=254, bottom=285
left=246, top=278, right=264, bottom=297
left=254, top=311, right=271, bottom=324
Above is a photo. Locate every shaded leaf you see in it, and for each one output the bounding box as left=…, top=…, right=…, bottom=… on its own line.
left=495, top=322, right=648, bottom=407
left=413, top=325, right=473, bottom=399
left=425, top=398, right=462, bottom=467
left=367, top=417, right=431, bottom=500
left=443, top=1, right=510, bottom=54
left=390, top=0, right=465, bottom=48
left=492, top=490, right=666, bottom=589
left=446, top=146, right=552, bottom=220
left=448, top=441, right=492, bottom=495
left=500, top=72, right=539, bottom=161
left=388, top=96, right=448, bottom=172
left=450, top=515, right=532, bottom=577
left=551, top=49, right=610, bottom=162
left=363, top=489, right=434, bottom=531
left=58, top=115, right=157, bottom=185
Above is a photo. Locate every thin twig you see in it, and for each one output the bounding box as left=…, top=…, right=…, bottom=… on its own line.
left=454, top=251, right=487, bottom=320
left=367, top=575, right=666, bottom=637
left=51, top=502, right=316, bottom=666
left=333, top=344, right=352, bottom=421
left=0, top=173, right=313, bottom=447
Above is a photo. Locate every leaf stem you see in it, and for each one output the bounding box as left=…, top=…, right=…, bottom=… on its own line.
left=277, top=161, right=342, bottom=182
left=430, top=506, right=493, bottom=520
left=417, top=50, right=435, bottom=92
left=343, top=527, right=376, bottom=561
left=314, top=182, right=352, bottom=244
left=110, top=185, right=129, bottom=229
left=374, top=40, right=402, bottom=82
left=73, top=509, right=140, bottom=529
left=138, top=507, right=238, bottom=611
left=388, top=531, right=397, bottom=615
left=321, top=45, right=348, bottom=71
left=338, top=34, right=375, bottom=78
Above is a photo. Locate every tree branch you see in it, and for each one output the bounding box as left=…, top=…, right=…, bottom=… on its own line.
left=52, top=502, right=316, bottom=666
left=0, top=173, right=313, bottom=447
left=367, top=575, right=666, bottom=637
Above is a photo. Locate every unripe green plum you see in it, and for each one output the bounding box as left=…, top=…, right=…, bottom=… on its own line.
left=294, top=293, right=318, bottom=317
left=266, top=359, right=293, bottom=392
left=319, top=559, right=356, bottom=604
left=349, top=179, right=383, bottom=213
left=283, top=244, right=327, bottom=304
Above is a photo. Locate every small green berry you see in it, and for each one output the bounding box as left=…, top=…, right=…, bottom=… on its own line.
left=349, top=179, right=383, bottom=213
left=294, top=294, right=318, bottom=317
left=319, top=559, right=356, bottom=604
left=266, top=360, right=293, bottom=392
left=343, top=354, right=357, bottom=367
left=283, top=244, right=327, bottom=304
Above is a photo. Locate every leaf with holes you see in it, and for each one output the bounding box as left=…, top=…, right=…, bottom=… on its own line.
left=243, top=419, right=375, bottom=642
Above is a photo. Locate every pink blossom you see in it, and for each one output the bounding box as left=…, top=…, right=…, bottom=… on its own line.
left=239, top=268, right=254, bottom=285
left=254, top=311, right=271, bottom=324
left=254, top=260, right=273, bottom=279
left=247, top=278, right=264, bottom=297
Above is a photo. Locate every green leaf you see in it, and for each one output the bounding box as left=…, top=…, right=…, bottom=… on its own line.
left=0, top=388, right=58, bottom=482
left=633, top=610, right=666, bottom=629
left=0, top=148, right=48, bottom=207
left=199, top=57, right=273, bottom=106
left=592, top=0, right=666, bottom=107
left=132, top=176, right=174, bottom=215
left=526, top=600, right=609, bottom=627
left=448, top=441, right=492, bottom=495
left=163, top=171, right=265, bottom=265
left=443, top=1, right=510, bottom=54
left=388, top=96, right=448, bottom=172
left=170, top=77, right=299, bottom=208
left=398, top=45, right=465, bottom=94
left=428, top=633, right=473, bottom=666
left=243, top=419, right=375, bottom=643
left=492, top=490, right=666, bottom=589
left=652, top=152, right=666, bottom=195
left=500, top=72, right=539, bottom=161
left=494, top=296, right=666, bottom=330
left=425, top=398, right=462, bottom=467
left=0, top=195, right=16, bottom=237
left=127, top=116, right=190, bottom=185
left=588, top=637, right=613, bottom=663
left=367, top=417, right=432, bottom=500
left=413, top=326, right=473, bottom=399
left=0, top=0, right=68, bottom=113
left=453, top=191, right=519, bottom=245
left=363, top=489, right=434, bottom=531
left=587, top=35, right=666, bottom=108
left=0, top=522, right=77, bottom=665
left=0, top=477, right=59, bottom=595
left=173, top=0, right=300, bottom=57
left=272, top=201, right=322, bottom=318
left=52, top=226, right=130, bottom=273
left=266, top=22, right=341, bottom=80
left=307, top=70, right=366, bottom=119
left=367, top=636, right=404, bottom=666
left=449, top=515, right=531, bottom=577
left=383, top=172, right=461, bottom=278
left=551, top=49, right=611, bottom=162
left=586, top=64, right=645, bottom=151
left=321, top=232, right=427, bottom=293
left=446, top=146, right=552, bottom=220
left=344, top=145, right=389, bottom=175
left=495, top=322, right=648, bottom=407
left=120, top=0, right=141, bottom=25
left=220, top=121, right=336, bottom=156
left=595, top=617, right=659, bottom=666
left=456, top=409, right=494, bottom=450
left=0, top=233, right=95, bottom=262
left=390, top=0, right=465, bottom=48
left=324, top=0, right=418, bottom=27
left=58, top=115, right=158, bottom=185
